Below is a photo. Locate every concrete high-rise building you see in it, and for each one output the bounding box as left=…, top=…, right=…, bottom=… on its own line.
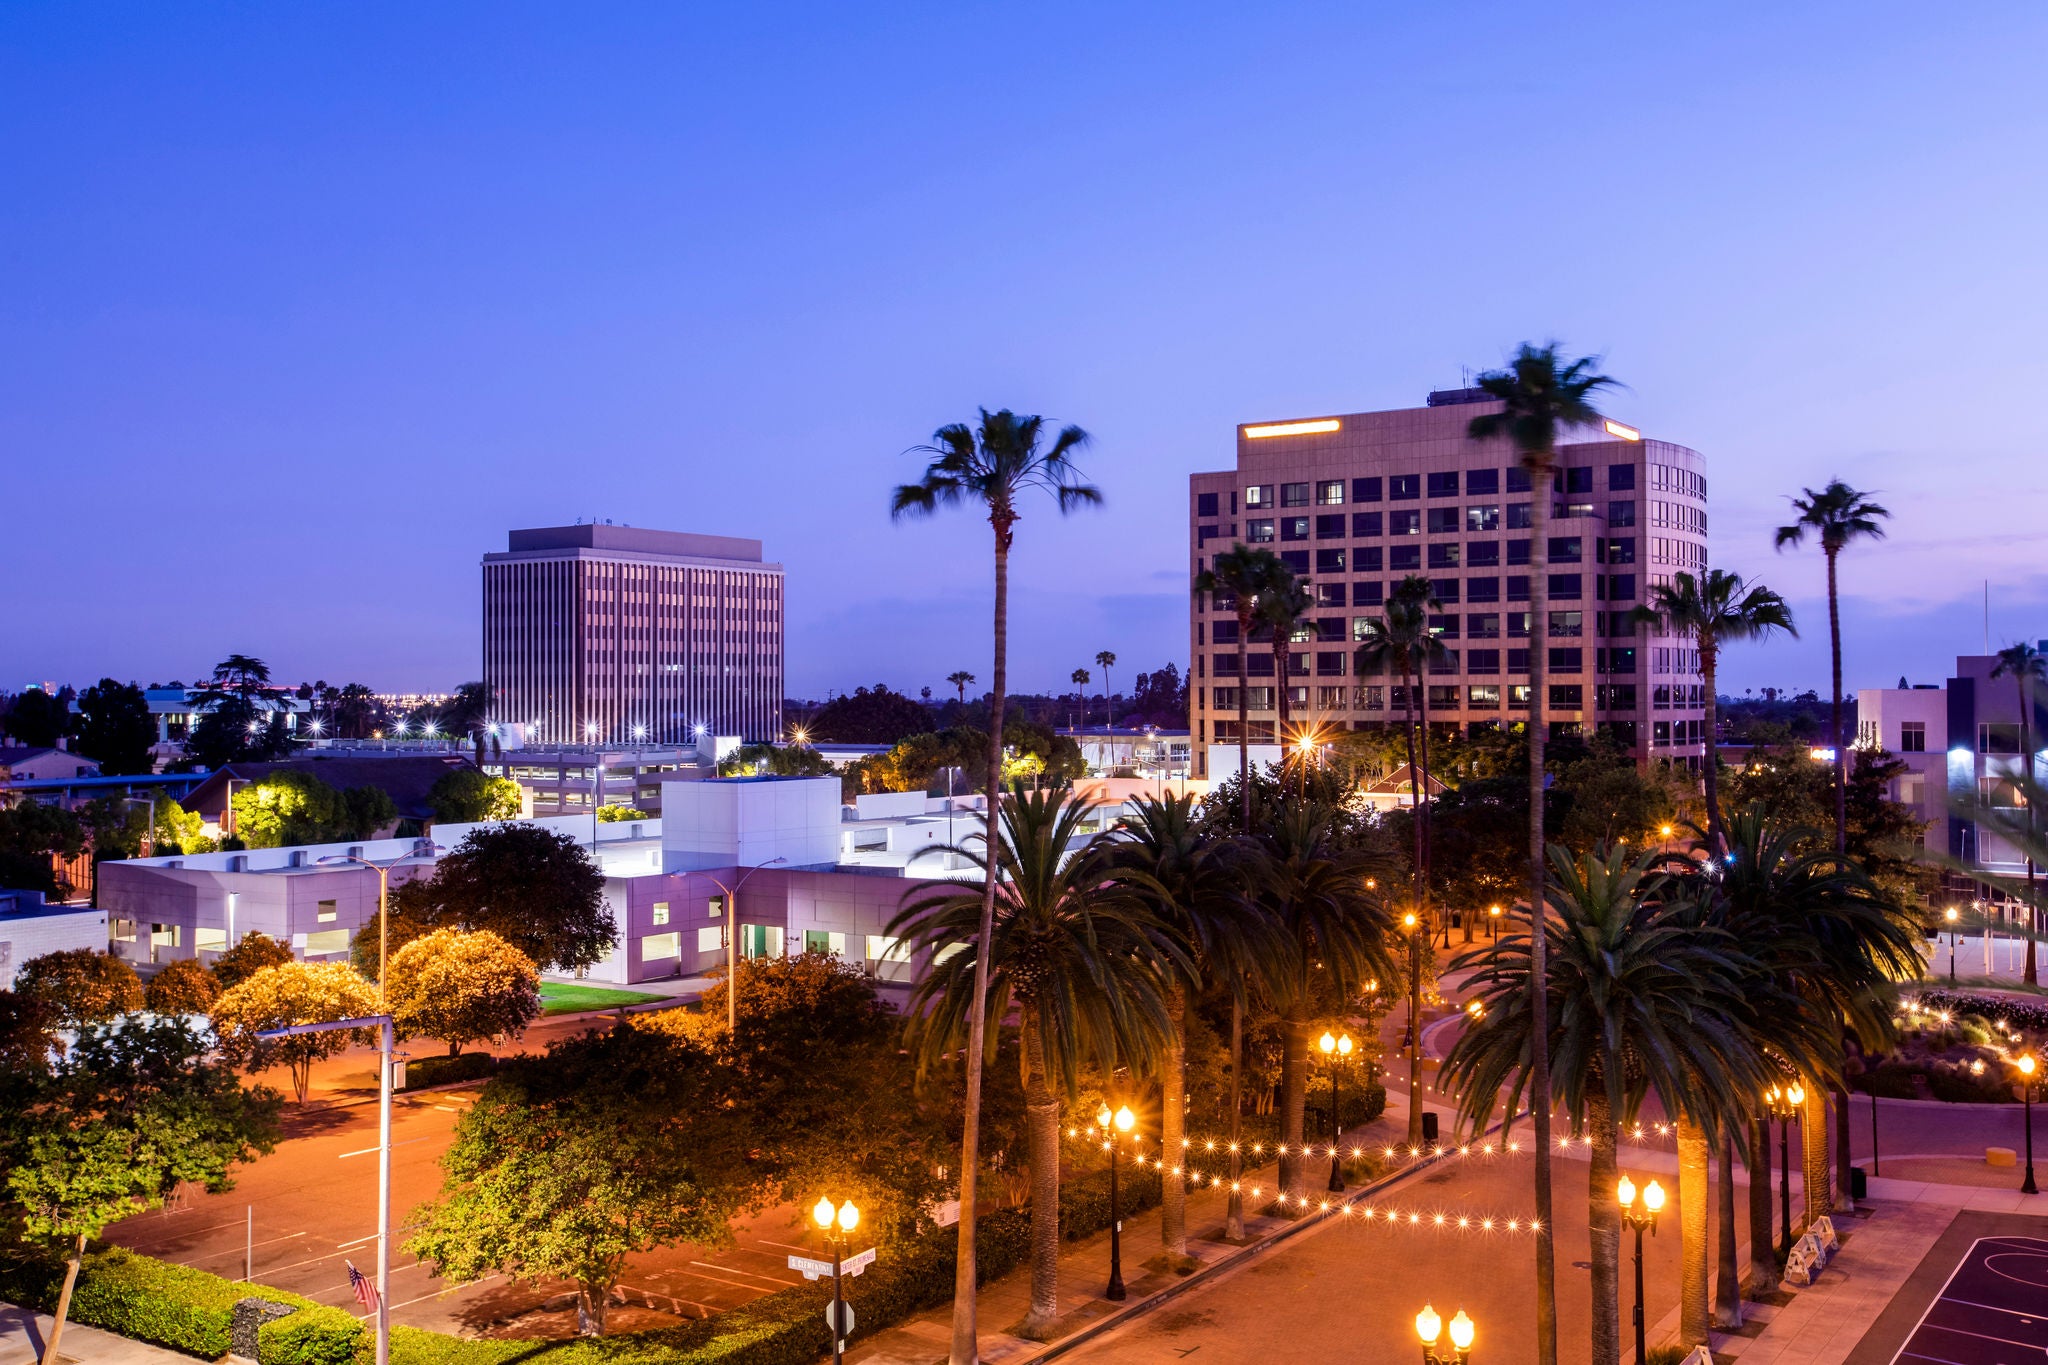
left=483, top=524, right=784, bottom=745
left=1188, top=394, right=1709, bottom=777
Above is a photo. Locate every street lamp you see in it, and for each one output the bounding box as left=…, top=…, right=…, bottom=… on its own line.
left=1319, top=1030, right=1354, bottom=1191
left=701, top=860, right=788, bottom=1032
left=1487, top=904, right=1502, bottom=940
left=2017, top=1054, right=2038, bottom=1195
left=1100, top=1104, right=1135, bottom=1300
left=1416, top=1304, right=1475, bottom=1364
left=1944, top=906, right=1960, bottom=983
left=1763, top=1082, right=1803, bottom=1254
left=1401, top=911, right=1420, bottom=1049
left=1618, top=1174, right=1666, bottom=1365
left=316, top=849, right=444, bottom=999
left=811, top=1196, right=861, bottom=1364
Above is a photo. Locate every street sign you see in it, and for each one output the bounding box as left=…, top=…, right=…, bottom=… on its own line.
left=788, top=1249, right=876, bottom=1280
left=824, top=1301, right=855, bottom=1335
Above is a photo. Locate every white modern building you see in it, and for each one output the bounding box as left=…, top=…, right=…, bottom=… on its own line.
left=0, top=891, right=107, bottom=990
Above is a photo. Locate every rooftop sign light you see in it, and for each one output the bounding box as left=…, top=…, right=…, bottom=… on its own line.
left=1244, top=418, right=1341, bottom=439
left=1603, top=419, right=1641, bottom=441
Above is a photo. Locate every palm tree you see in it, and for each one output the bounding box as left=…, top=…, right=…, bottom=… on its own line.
left=332, top=683, right=378, bottom=740
left=891, top=409, right=1099, bottom=1363
left=947, top=670, right=977, bottom=706
left=1194, top=546, right=1292, bottom=833
left=1112, top=795, right=1283, bottom=1250
left=1633, top=570, right=1797, bottom=850
left=1241, top=804, right=1398, bottom=1206
left=1096, top=651, right=1118, bottom=729
left=1774, top=481, right=1891, bottom=854
left=441, top=681, right=495, bottom=766
left=891, top=788, right=1179, bottom=1340
left=1442, top=845, right=1773, bottom=1365
left=1070, top=668, right=1090, bottom=729
left=1992, top=643, right=2046, bottom=984
left=1256, top=575, right=1313, bottom=776
left=1465, top=344, right=1618, bottom=1365
left=1354, top=578, right=1447, bottom=1144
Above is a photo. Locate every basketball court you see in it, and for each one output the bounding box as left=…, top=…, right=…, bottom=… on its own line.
left=1845, top=1211, right=2048, bottom=1364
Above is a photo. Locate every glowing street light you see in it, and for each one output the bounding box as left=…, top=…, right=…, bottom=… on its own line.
left=1417, top=1303, right=1475, bottom=1363
left=811, top=1197, right=862, bottom=1362
left=1944, top=906, right=1960, bottom=983
left=1100, top=1104, right=1136, bottom=1301
left=1319, top=1031, right=1355, bottom=1192
left=1618, top=1175, right=1666, bottom=1363
left=2017, top=1054, right=2038, bottom=1195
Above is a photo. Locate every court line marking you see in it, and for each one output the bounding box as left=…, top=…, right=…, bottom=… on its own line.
left=1913, top=1320, right=2048, bottom=1352
left=339, top=1135, right=435, bottom=1159
left=1936, top=1295, right=2048, bottom=1322
left=1892, top=1237, right=1991, bottom=1365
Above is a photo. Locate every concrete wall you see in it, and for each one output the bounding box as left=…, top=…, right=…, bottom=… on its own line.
left=0, top=900, right=108, bottom=989
left=661, top=776, right=841, bottom=872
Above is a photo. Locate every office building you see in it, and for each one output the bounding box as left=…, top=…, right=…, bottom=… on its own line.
left=482, top=524, right=785, bottom=746
left=1188, top=395, right=1709, bottom=777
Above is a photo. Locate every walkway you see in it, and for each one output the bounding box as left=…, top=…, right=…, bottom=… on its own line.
left=0, top=1302, right=195, bottom=1365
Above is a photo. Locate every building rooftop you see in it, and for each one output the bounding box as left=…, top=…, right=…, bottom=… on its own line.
left=502, top=524, right=765, bottom=563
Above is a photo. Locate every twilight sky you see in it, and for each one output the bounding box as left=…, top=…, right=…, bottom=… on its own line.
left=4, top=4, right=2045, bottom=702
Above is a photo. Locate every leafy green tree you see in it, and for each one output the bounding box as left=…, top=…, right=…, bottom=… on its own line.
left=142, top=958, right=218, bottom=1015
left=14, top=950, right=142, bottom=1027
left=892, top=408, right=1102, bottom=1359
left=2, top=687, right=74, bottom=749
left=385, top=928, right=540, bottom=1055
left=209, top=931, right=294, bottom=990
left=805, top=684, right=934, bottom=744
left=891, top=788, right=1178, bottom=1338
left=1633, top=569, right=1796, bottom=848
left=73, top=680, right=155, bottom=776
left=231, top=771, right=345, bottom=847
left=186, top=694, right=291, bottom=768
left=406, top=1025, right=742, bottom=1336
left=1992, top=642, right=2046, bottom=983
left=1443, top=846, right=1775, bottom=1365
left=7, top=1017, right=280, bottom=1364
left=1774, top=481, right=1890, bottom=854
left=0, top=803, right=86, bottom=899
left=1195, top=546, right=1291, bottom=833
left=340, top=784, right=399, bottom=839
left=714, top=743, right=833, bottom=779
left=211, top=961, right=380, bottom=1102
left=406, top=825, right=615, bottom=972
left=1465, top=342, right=1619, bottom=1365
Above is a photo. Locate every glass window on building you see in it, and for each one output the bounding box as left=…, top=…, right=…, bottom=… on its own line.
left=1354, top=577, right=1384, bottom=604
left=1608, top=499, right=1636, bottom=526
left=1467, top=649, right=1501, bottom=674
left=1467, top=468, right=1501, bottom=495
left=1509, top=685, right=1533, bottom=709
left=1507, top=503, right=1533, bottom=530
left=1900, top=721, right=1927, bottom=753
left=194, top=926, right=226, bottom=951
left=651, top=900, right=670, bottom=926
left=1428, top=543, right=1460, bottom=569
left=1549, top=648, right=1585, bottom=673
left=1247, top=519, right=1275, bottom=542
left=865, top=934, right=911, bottom=963
left=1428, top=613, right=1459, bottom=639
left=1467, top=614, right=1501, bottom=639
left=1281, top=516, right=1310, bottom=541
left=708, top=895, right=725, bottom=918
left=1427, top=472, right=1460, bottom=498
left=1549, top=610, right=1583, bottom=638
left=698, top=926, right=724, bottom=953
left=1467, top=541, right=1500, bottom=568
left=1390, top=474, right=1420, bottom=500
left=1245, top=485, right=1272, bottom=507
left=643, top=931, right=682, bottom=962
left=1282, top=482, right=1311, bottom=507
left=1353, top=685, right=1385, bottom=710
left=1466, top=576, right=1500, bottom=603
left=1468, top=685, right=1501, bottom=708
left=741, top=924, right=784, bottom=958
left=1390, top=510, right=1421, bottom=536
left=1390, top=545, right=1421, bottom=572
left=316, top=900, right=338, bottom=924
left=1981, top=723, right=2022, bottom=754
left=1352, top=477, right=1382, bottom=502
left=1197, top=492, right=1220, bottom=518
left=1352, top=511, right=1383, bottom=537
left=305, top=929, right=349, bottom=956
left=1550, top=684, right=1584, bottom=708
left=1550, top=574, right=1583, bottom=600
left=1316, top=548, right=1346, bottom=574
left=1316, top=582, right=1346, bottom=608
left=1428, top=685, right=1460, bottom=708
left=1426, top=507, right=1460, bottom=535
left=1467, top=505, right=1500, bottom=532
left=1549, top=537, right=1583, bottom=564
left=1316, top=514, right=1346, bottom=539
left=1317, top=480, right=1346, bottom=505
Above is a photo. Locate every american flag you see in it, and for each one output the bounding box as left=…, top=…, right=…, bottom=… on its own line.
left=346, top=1260, right=379, bottom=1312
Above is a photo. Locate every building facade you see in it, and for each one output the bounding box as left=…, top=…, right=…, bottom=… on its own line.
left=483, top=524, right=785, bottom=746
left=1188, top=395, right=1709, bottom=776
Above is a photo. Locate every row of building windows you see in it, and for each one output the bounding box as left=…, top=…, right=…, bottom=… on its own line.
left=1209, top=610, right=1638, bottom=645
left=1211, top=569, right=1641, bottom=602
left=1215, top=464, right=1640, bottom=516
left=1237, top=536, right=1644, bottom=571
left=1205, top=718, right=1706, bottom=748
left=1210, top=646, right=1634, bottom=678
left=1209, top=682, right=1644, bottom=711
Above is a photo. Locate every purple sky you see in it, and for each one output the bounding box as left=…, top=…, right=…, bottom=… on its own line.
left=4, top=4, right=2044, bottom=702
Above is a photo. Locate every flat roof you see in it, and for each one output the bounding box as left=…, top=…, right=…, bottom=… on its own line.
left=503, top=524, right=765, bottom=563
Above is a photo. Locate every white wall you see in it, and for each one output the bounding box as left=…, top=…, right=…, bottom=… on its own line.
left=661, top=776, right=841, bottom=871
left=0, top=906, right=108, bottom=989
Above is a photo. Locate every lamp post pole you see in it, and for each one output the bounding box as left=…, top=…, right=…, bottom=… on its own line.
left=1946, top=906, right=1959, bottom=984
left=1320, top=1031, right=1353, bottom=1192
left=1764, top=1082, right=1802, bottom=1254
left=1100, top=1104, right=1133, bottom=1300
left=703, top=859, right=788, bottom=1036
left=2019, top=1055, right=2038, bottom=1196
left=1618, top=1176, right=1665, bottom=1365
left=811, top=1198, right=860, bottom=1364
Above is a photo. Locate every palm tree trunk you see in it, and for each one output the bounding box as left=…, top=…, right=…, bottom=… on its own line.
left=948, top=527, right=1012, bottom=1365
left=40, top=1233, right=85, bottom=1365
left=1678, top=1113, right=1711, bottom=1347
left=1280, top=989, right=1309, bottom=1208
left=1701, top=635, right=1724, bottom=851
left=1746, top=1117, right=1780, bottom=1294
left=1587, top=1090, right=1622, bottom=1365
left=1418, top=673, right=1437, bottom=947
left=1226, top=993, right=1246, bottom=1240
left=1274, top=634, right=1292, bottom=784
left=1160, top=982, right=1189, bottom=1261
left=2019, top=676, right=2038, bottom=985
left=1827, top=548, right=1846, bottom=855
left=1528, top=452, right=1559, bottom=1365
left=1801, top=1082, right=1831, bottom=1227
left=1237, top=610, right=1253, bottom=834
left=1018, top=1006, right=1060, bottom=1339
left=1404, top=662, right=1425, bottom=1148
left=1714, top=1134, right=1743, bottom=1328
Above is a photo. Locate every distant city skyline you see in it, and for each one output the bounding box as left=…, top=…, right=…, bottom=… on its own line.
left=5, top=4, right=2045, bottom=701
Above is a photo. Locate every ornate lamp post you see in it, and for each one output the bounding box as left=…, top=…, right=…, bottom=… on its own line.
left=1945, top=906, right=1960, bottom=983
left=1487, top=904, right=1502, bottom=940
left=1763, top=1082, right=1803, bottom=1254
left=1100, top=1104, right=1135, bottom=1300
left=1319, top=1030, right=1354, bottom=1191
left=1617, top=1174, right=1666, bottom=1364
left=811, top=1197, right=861, bottom=1364
left=1415, top=1304, right=1476, bottom=1363
left=2017, top=1054, right=2038, bottom=1196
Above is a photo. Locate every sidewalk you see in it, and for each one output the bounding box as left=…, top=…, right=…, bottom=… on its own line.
left=0, top=1303, right=193, bottom=1365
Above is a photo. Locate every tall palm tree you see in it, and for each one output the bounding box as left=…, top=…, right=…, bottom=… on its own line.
left=891, top=788, right=1179, bottom=1340
left=1992, top=643, right=2046, bottom=984
left=1257, top=575, right=1314, bottom=771
left=1465, top=344, right=1618, bottom=1365
left=1633, top=571, right=1797, bottom=850
left=1070, top=668, right=1090, bottom=729
left=1354, top=578, right=1446, bottom=1144
left=948, top=671, right=977, bottom=706
left=1112, top=795, right=1283, bottom=1250
left=891, top=409, right=1099, bottom=1363
left=1774, top=481, right=1891, bottom=854
left=1194, top=546, right=1291, bottom=833
left=1096, top=651, right=1118, bottom=729
left=1442, top=845, right=1774, bottom=1365
left=1242, top=804, right=1398, bottom=1206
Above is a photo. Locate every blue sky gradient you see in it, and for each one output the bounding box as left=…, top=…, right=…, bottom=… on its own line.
left=4, top=4, right=2044, bottom=700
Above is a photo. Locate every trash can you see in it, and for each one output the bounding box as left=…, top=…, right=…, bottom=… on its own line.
left=1421, top=1111, right=1440, bottom=1144
left=1849, top=1165, right=1868, bottom=1200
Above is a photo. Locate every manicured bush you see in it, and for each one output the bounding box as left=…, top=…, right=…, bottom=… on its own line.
left=1057, top=1161, right=1164, bottom=1241
left=402, top=1050, right=499, bottom=1089
left=259, top=1303, right=372, bottom=1365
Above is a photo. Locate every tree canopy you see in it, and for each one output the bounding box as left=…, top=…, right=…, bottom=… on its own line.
left=14, top=950, right=143, bottom=1027
left=230, top=772, right=398, bottom=847
left=73, top=680, right=156, bottom=776
left=402, top=825, right=616, bottom=973
left=210, top=961, right=380, bottom=1103
left=426, top=767, right=523, bottom=823
left=804, top=684, right=935, bottom=744
left=385, top=928, right=541, bottom=1055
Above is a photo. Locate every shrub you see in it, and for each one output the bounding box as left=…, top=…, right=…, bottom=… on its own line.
left=402, top=1050, right=500, bottom=1089
left=259, top=1303, right=371, bottom=1365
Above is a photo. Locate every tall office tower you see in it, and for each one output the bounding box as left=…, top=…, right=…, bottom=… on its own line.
left=483, top=524, right=784, bottom=744
left=1188, top=394, right=1708, bottom=778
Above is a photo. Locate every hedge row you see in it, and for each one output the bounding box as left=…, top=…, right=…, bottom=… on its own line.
left=0, top=1246, right=365, bottom=1363
left=1911, top=988, right=2048, bottom=1035
left=402, top=1051, right=500, bottom=1090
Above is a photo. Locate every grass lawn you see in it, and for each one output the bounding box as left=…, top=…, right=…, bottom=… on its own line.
left=537, top=982, right=670, bottom=1016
